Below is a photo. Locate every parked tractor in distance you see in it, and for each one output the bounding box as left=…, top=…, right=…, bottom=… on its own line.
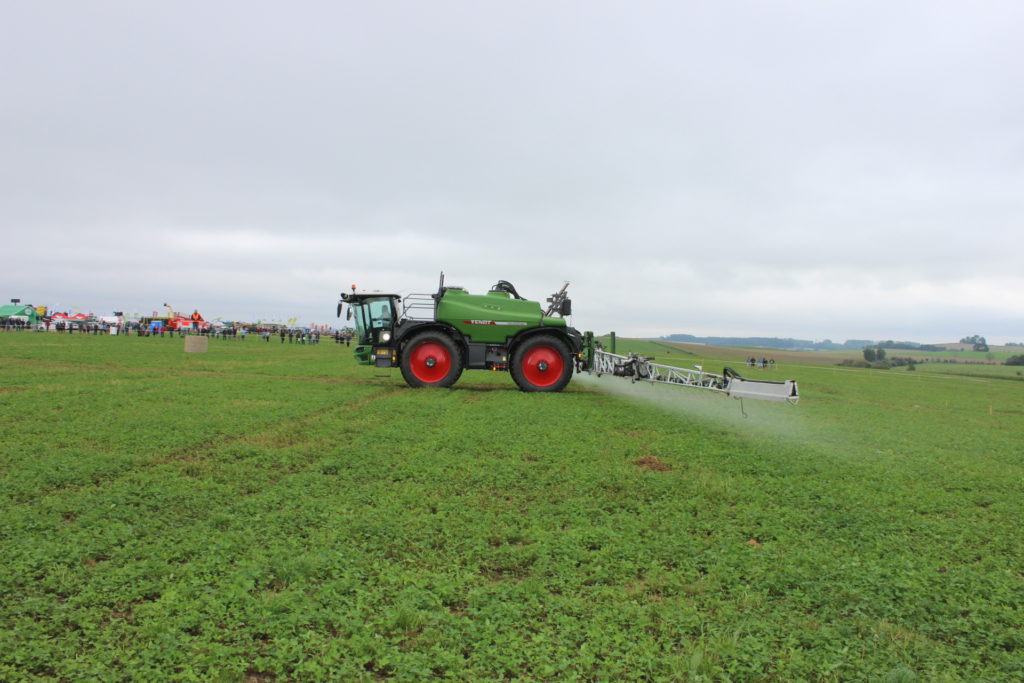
left=338, top=274, right=799, bottom=403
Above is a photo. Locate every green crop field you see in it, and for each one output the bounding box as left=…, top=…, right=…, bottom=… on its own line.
left=1, top=333, right=1022, bottom=681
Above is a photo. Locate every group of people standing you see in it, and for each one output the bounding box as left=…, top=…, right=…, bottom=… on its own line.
left=3, top=319, right=354, bottom=347
left=273, top=329, right=321, bottom=344
left=1, top=318, right=35, bottom=331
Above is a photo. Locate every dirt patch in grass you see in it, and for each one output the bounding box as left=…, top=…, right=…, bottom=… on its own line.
left=632, top=454, right=671, bottom=471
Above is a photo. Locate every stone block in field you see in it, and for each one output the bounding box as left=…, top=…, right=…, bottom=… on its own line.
left=184, top=336, right=208, bottom=353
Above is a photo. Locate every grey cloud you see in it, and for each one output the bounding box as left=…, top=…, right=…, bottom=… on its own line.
left=3, top=1, right=1022, bottom=342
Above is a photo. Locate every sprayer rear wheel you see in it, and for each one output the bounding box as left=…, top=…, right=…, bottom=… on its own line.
left=511, top=335, right=573, bottom=392
left=401, top=332, right=463, bottom=388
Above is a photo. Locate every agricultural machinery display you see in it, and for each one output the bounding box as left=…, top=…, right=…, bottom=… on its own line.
left=337, top=275, right=798, bottom=403
left=160, top=304, right=209, bottom=331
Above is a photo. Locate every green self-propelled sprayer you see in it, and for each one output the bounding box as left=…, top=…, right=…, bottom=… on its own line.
left=337, top=274, right=798, bottom=404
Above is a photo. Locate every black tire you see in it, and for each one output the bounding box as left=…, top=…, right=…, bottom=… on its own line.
left=400, top=331, right=463, bottom=388
left=511, top=335, right=573, bottom=392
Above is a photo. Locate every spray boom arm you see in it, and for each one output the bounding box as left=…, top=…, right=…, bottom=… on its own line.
left=582, top=345, right=799, bottom=405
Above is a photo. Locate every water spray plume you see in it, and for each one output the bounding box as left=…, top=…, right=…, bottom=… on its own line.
left=575, top=372, right=808, bottom=445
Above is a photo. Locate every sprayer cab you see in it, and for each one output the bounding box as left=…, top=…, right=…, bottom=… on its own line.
left=339, top=287, right=401, bottom=366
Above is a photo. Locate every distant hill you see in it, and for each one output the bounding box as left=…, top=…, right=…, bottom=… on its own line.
left=653, top=335, right=1001, bottom=352
left=653, top=334, right=859, bottom=351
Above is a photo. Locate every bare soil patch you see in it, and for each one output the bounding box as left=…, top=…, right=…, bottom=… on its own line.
left=632, top=454, right=671, bottom=471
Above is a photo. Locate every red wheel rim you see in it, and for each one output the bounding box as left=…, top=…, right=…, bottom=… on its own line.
left=521, top=344, right=564, bottom=387
left=409, top=341, right=451, bottom=383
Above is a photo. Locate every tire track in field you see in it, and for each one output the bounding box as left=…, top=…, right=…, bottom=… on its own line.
left=7, top=383, right=407, bottom=506
left=159, top=383, right=406, bottom=464
left=22, top=380, right=492, bottom=511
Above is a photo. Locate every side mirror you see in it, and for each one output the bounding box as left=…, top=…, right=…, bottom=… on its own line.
left=336, top=302, right=342, bottom=318
left=346, top=306, right=353, bottom=321
left=560, top=299, right=572, bottom=316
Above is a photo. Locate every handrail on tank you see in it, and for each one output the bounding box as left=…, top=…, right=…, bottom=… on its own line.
left=402, top=293, right=436, bottom=321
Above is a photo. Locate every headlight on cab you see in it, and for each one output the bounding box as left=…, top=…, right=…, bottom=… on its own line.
left=380, top=332, right=392, bottom=342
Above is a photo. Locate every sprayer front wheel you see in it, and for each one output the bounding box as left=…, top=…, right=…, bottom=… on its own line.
left=401, top=332, right=463, bottom=388
left=511, top=335, right=573, bottom=392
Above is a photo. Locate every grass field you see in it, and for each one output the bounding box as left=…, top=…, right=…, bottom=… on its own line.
left=1, top=332, right=1022, bottom=681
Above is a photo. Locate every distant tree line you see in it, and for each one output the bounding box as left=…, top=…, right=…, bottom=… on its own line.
left=660, top=334, right=876, bottom=351
left=960, top=335, right=989, bottom=352
left=845, top=350, right=1024, bottom=369
left=659, top=333, right=1019, bottom=356
left=876, top=340, right=943, bottom=351
left=863, top=347, right=886, bottom=362
left=841, top=354, right=918, bottom=370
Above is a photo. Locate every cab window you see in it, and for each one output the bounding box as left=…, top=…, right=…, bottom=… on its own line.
left=352, top=297, right=396, bottom=343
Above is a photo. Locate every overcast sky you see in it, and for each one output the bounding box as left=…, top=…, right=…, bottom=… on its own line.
left=3, top=1, right=1021, bottom=342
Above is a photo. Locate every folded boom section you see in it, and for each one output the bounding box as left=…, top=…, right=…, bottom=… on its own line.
left=588, top=349, right=799, bottom=404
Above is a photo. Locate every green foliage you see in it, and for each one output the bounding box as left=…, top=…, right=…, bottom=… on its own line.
left=960, top=334, right=990, bottom=352
left=1006, top=355, right=1024, bottom=366
left=1, top=334, right=1022, bottom=680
